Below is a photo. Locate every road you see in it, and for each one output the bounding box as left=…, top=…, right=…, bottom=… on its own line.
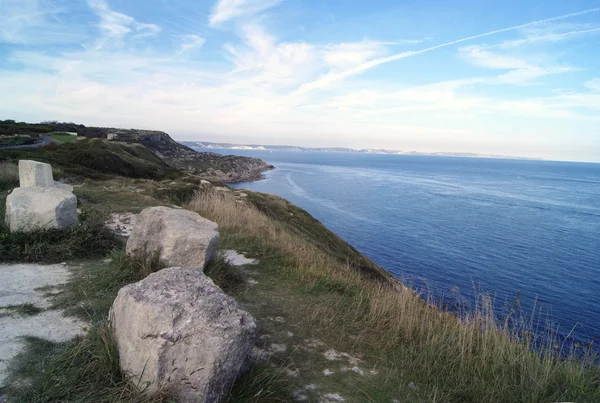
left=0, top=135, right=60, bottom=149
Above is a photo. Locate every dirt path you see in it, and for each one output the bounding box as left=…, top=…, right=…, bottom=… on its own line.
left=0, top=263, right=86, bottom=388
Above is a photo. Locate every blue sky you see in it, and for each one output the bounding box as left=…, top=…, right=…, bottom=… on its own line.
left=1, top=0, right=599, bottom=161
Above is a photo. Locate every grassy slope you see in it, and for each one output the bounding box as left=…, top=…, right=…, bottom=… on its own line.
left=190, top=191, right=600, bottom=403
left=50, top=133, right=79, bottom=143
left=0, top=141, right=599, bottom=402
left=0, top=138, right=176, bottom=180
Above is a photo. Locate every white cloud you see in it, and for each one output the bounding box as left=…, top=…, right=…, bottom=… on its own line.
left=460, top=45, right=576, bottom=84
left=209, top=0, right=282, bottom=26
left=88, top=0, right=160, bottom=48
left=177, top=34, right=206, bottom=53
left=586, top=78, right=600, bottom=91
left=498, top=27, right=600, bottom=48
left=323, top=41, right=389, bottom=69
left=0, top=0, right=85, bottom=45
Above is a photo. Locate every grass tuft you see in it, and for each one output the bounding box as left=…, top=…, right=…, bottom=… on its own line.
left=205, top=254, right=246, bottom=293
left=3, top=325, right=167, bottom=402
left=0, top=303, right=43, bottom=317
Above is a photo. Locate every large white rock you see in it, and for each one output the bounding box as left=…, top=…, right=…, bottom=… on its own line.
left=4, top=187, right=78, bottom=232
left=126, top=207, right=219, bottom=269
left=111, top=267, right=257, bottom=402
left=18, top=160, right=54, bottom=187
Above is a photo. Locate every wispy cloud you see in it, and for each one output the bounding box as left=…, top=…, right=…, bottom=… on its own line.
left=209, top=0, right=282, bottom=26
left=294, top=7, right=600, bottom=94
left=177, top=34, right=206, bottom=53
left=0, top=0, right=85, bottom=45
left=460, top=45, right=577, bottom=84
left=88, top=0, right=160, bottom=48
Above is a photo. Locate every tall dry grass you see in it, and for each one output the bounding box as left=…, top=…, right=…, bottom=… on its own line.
left=189, top=190, right=599, bottom=401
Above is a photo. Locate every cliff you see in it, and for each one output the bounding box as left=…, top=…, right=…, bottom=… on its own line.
left=84, top=127, right=274, bottom=183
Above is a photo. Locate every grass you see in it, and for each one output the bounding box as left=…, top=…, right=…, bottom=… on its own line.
left=0, top=137, right=177, bottom=181
left=0, top=204, right=119, bottom=263
left=0, top=134, right=39, bottom=147
left=0, top=160, right=19, bottom=191
left=50, top=133, right=79, bottom=143
left=2, top=327, right=167, bottom=402
left=188, top=189, right=600, bottom=402
left=0, top=303, right=43, bottom=318
left=52, top=250, right=164, bottom=321
left=2, top=251, right=168, bottom=401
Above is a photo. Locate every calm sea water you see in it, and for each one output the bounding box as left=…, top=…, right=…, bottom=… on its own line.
left=197, top=148, right=600, bottom=344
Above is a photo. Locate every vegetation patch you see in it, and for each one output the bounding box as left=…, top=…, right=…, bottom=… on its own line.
left=2, top=327, right=166, bottom=402
left=50, top=133, right=79, bottom=143
left=0, top=138, right=177, bottom=181
left=0, top=206, right=119, bottom=264
left=0, top=161, right=19, bottom=191
left=0, top=303, right=43, bottom=318
left=188, top=190, right=600, bottom=402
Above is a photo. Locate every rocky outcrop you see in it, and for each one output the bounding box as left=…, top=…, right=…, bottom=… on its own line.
left=82, top=127, right=274, bottom=183
left=111, top=266, right=257, bottom=402
left=5, top=187, right=78, bottom=231
left=126, top=207, right=219, bottom=269
left=18, top=160, right=54, bottom=187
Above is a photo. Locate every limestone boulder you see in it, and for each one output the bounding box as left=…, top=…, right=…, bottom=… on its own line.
left=111, top=267, right=257, bottom=402
left=18, top=160, right=54, bottom=187
left=126, top=207, right=219, bottom=269
left=5, top=187, right=78, bottom=232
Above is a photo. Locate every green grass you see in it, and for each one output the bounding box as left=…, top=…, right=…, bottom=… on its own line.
left=2, top=251, right=169, bottom=401
left=0, top=160, right=18, bottom=191
left=52, top=250, right=164, bottom=321
left=0, top=134, right=39, bottom=146
left=50, top=133, right=79, bottom=143
left=0, top=138, right=177, bottom=180
left=0, top=204, right=119, bottom=263
left=2, top=327, right=167, bottom=402
left=0, top=303, right=43, bottom=318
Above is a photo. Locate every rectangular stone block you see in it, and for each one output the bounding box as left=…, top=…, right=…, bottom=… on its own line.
left=18, top=160, right=54, bottom=187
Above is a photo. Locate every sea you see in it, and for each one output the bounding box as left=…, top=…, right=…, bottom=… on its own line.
left=194, top=148, right=600, bottom=347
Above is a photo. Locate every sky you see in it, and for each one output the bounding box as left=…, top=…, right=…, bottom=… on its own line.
left=1, top=0, right=600, bottom=161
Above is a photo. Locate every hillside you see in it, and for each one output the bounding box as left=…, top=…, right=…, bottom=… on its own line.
left=0, top=132, right=599, bottom=402
left=0, top=120, right=273, bottom=183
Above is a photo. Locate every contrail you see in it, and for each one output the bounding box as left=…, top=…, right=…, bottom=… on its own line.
left=295, top=7, right=600, bottom=95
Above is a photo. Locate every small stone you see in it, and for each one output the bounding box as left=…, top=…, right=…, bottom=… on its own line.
left=408, top=382, right=416, bottom=390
